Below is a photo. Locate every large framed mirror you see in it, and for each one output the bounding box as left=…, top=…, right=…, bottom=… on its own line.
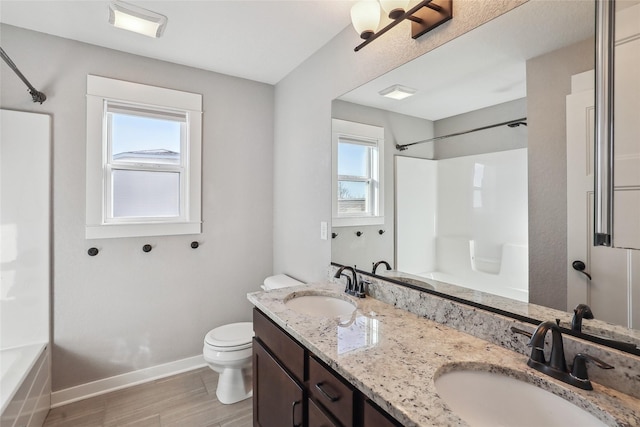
left=331, top=0, right=640, bottom=354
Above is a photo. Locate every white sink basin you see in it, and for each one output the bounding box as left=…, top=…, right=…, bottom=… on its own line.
left=435, top=369, right=609, bottom=427
left=284, top=294, right=356, bottom=318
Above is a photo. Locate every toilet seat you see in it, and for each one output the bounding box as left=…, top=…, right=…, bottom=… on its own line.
left=205, top=322, right=254, bottom=351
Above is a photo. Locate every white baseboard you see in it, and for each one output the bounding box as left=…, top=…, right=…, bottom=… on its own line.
left=51, top=355, right=207, bottom=408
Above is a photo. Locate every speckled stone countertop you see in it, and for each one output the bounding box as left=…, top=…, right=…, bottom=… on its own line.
left=248, top=282, right=640, bottom=427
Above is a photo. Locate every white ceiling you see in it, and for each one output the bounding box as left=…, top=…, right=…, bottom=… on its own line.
left=0, top=0, right=356, bottom=85
left=338, top=0, right=595, bottom=121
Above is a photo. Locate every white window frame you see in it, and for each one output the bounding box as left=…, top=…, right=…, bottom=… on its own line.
left=86, top=75, right=202, bottom=239
left=332, top=119, right=385, bottom=227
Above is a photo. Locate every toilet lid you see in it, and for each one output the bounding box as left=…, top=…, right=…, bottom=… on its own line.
left=205, top=322, right=254, bottom=348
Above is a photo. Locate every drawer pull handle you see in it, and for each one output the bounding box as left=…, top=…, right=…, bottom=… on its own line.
left=315, top=382, right=340, bottom=402
left=292, top=399, right=302, bottom=427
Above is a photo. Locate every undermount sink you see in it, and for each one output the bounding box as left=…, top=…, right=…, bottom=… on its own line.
left=284, top=292, right=356, bottom=318
left=435, top=369, right=610, bottom=427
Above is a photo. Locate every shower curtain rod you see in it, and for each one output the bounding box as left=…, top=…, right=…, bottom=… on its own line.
left=395, top=117, right=527, bottom=151
left=0, top=47, right=47, bottom=104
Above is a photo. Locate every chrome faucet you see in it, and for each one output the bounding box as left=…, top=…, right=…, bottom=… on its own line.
left=523, top=320, right=613, bottom=390
left=372, top=260, right=391, bottom=274
left=333, top=266, right=357, bottom=295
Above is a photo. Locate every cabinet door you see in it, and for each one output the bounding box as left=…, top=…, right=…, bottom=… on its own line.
left=363, top=399, right=402, bottom=427
left=253, top=338, right=304, bottom=427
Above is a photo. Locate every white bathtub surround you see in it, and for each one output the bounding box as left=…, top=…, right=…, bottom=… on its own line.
left=248, top=282, right=640, bottom=426
left=1, top=109, right=51, bottom=426
left=396, top=149, right=529, bottom=302
left=0, top=345, right=50, bottom=427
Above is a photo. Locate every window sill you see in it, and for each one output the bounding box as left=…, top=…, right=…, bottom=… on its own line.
left=332, top=216, right=385, bottom=228
left=86, top=221, right=201, bottom=239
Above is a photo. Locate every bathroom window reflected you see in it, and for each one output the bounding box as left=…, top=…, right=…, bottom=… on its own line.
left=332, top=119, right=385, bottom=227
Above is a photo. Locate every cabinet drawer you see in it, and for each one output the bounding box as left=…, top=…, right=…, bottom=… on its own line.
left=253, top=308, right=305, bottom=383
left=308, top=398, right=339, bottom=427
left=308, top=355, right=354, bottom=427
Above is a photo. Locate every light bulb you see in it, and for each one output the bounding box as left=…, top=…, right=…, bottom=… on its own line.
left=350, top=0, right=381, bottom=39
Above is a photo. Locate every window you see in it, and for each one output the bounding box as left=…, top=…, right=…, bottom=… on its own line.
left=332, top=119, right=384, bottom=227
left=86, top=75, right=202, bottom=239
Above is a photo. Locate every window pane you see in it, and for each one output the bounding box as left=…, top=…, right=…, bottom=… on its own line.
left=111, top=112, right=182, bottom=165
left=112, top=170, right=180, bottom=218
left=338, top=142, right=368, bottom=176
left=338, top=180, right=367, bottom=214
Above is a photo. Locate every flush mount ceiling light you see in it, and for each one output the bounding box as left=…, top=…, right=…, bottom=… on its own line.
left=379, top=84, right=417, bottom=100
left=351, top=0, right=452, bottom=52
left=109, top=1, right=167, bottom=38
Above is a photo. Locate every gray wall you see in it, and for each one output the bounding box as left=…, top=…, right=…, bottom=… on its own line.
left=273, top=0, right=526, bottom=282
left=527, top=38, right=594, bottom=309
left=0, top=24, right=274, bottom=391
left=434, top=98, right=528, bottom=159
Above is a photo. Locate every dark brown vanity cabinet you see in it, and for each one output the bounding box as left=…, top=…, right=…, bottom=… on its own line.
left=253, top=308, right=401, bottom=427
left=253, top=339, right=304, bottom=426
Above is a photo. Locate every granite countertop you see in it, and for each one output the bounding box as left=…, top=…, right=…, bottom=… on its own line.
left=247, top=282, right=640, bottom=427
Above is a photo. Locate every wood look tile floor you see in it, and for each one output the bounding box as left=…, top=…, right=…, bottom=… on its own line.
left=43, top=368, right=252, bottom=427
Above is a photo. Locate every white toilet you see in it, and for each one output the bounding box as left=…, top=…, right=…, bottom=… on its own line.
left=203, top=274, right=303, bottom=404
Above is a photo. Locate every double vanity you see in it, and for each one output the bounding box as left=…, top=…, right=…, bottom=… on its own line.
left=248, top=276, right=640, bottom=426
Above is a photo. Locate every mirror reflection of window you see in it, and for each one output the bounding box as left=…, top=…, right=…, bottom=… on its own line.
left=332, top=119, right=384, bottom=227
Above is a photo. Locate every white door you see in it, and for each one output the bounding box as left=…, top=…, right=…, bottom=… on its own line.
left=566, top=73, right=638, bottom=329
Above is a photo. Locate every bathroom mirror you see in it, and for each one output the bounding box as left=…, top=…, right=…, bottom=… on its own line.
left=331, top=0, right=640, bottom=353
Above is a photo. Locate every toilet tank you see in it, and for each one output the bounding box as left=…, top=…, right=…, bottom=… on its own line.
left=262, top=274, right=304, bottom=290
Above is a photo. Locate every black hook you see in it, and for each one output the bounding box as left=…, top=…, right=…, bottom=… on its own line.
left=191, top=241, right=199, bottom=249
left=142, top=244, right=152, bottom=253
left=378, top=229, right=385, bottom=235
left=87, top=247, right=99, bottom=256
left=572, top=260, right=592, bottom=280
left=356, top=231, right=363, bottom=237
left=331, top=233, right=338, bottom=239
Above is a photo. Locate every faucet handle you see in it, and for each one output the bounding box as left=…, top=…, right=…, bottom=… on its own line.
left=571, top=353, right=614, bottom=381
left=355, top=278, right=371, bottom=298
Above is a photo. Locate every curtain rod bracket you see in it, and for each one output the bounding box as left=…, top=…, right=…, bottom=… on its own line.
left=0, top=46, right=47, bottom=104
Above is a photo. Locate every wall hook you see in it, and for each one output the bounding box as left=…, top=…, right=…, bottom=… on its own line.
left=142, top=244, right=153, bottom=253
left=331, top=233, right=338, bottom=239
left=191, top=241, right=199, bottom=249
left=356, top=231, right=363, bottom=237
left=87, top=247, right=99, bottom=256
left=378, top=229, right=385, bottom=235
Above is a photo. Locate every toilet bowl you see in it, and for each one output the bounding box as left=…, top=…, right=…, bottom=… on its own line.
left=203, top=274, right=303, bottom=404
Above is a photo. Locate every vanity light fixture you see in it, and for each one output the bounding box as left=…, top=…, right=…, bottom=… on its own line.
left=379, top=84, right=416, bottom=100
left=351, top=0, right=452, bottom=52
left=108, top=1, right=167, bottom=38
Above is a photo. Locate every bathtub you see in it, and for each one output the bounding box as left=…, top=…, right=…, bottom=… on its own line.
left=0, top=343, right=50, bottom=427
left=415, top=237, right=529, bottom=302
